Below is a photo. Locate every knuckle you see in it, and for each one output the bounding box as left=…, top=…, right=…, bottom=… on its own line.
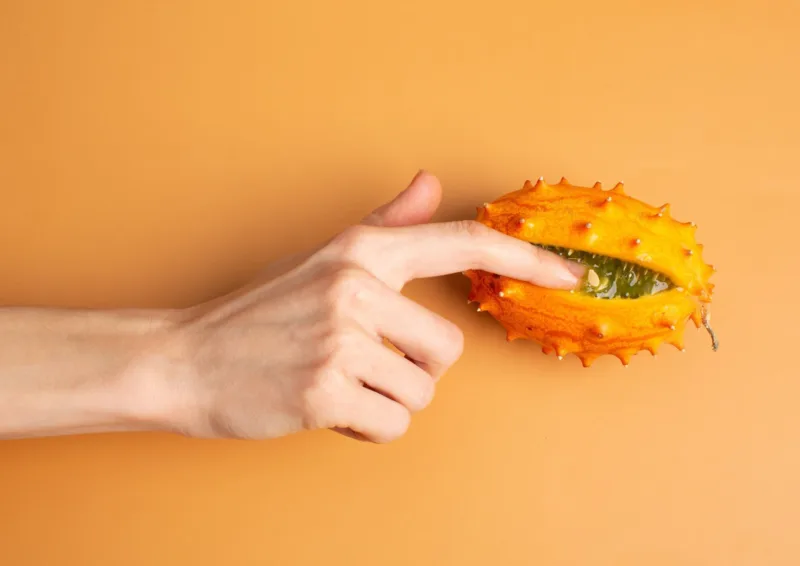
left=320, top=325, right=361, bottom=361
left=301, top=321, right=367, bottom=429
left=453, top=219, right=490, bottom=239
left=323, top=266, right=374, bottom=312
left=330, top=224, right=374, bottom=260
left=301, top=365, right=347, bottom=429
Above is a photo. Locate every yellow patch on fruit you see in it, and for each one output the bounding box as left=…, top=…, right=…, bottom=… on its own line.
left=464, top=177, right=717, bottom=367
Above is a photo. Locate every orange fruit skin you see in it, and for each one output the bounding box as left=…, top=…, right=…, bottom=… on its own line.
left=464, top=178, right=716, bottom=366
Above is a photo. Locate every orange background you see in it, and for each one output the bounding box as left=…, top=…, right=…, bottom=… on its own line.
left=1, top=1, right=799, bottom=564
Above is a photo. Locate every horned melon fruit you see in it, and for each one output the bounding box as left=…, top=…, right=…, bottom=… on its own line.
left=464, top=177, right=718, bottom=367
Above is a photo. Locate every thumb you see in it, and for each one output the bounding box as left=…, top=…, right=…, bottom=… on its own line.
left=361, top=170, right=443, bottom=227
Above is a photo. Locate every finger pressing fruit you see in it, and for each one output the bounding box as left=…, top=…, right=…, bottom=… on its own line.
left=464, top=177, right=718, bottom=367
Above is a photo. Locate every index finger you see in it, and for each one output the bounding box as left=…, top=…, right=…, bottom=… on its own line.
left=340, top=220, right=586, bottom=290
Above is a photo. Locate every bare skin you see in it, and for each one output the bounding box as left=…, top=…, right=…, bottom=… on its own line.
left=0, top=171, right=584, bottom=442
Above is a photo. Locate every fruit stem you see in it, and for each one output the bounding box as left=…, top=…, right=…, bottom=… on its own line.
left=701, top=304, right=719, bottom=351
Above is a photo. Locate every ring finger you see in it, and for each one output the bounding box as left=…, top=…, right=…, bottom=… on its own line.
left=345, top=331, right=437, bottom=413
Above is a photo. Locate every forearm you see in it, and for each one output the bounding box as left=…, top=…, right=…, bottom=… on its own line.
left=0, top=306, right=180, bottom=439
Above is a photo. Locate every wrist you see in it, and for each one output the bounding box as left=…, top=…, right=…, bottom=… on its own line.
left=114, top=308, right=199, bottom=435
left=0, top=306, right=189, bottom=439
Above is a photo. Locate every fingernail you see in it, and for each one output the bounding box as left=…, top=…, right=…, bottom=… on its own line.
left=552, top=260, right=585, bottom=289
left=395, top=170, right=426, bottom=197
left=389, top=170, right=427, bottom=201
left=411, top=169, right=428, bottom=184
left=565, top=260, right=586, bottom=278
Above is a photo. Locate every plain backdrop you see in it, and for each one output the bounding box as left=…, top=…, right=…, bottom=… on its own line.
left=1, top=1, right=798, bottom=565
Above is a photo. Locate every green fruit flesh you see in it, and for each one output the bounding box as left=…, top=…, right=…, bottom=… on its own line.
left=534, top=244, right=674, bottom=299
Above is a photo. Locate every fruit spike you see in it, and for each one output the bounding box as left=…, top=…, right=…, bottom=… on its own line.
left=465, top=178, right=717, bottom=367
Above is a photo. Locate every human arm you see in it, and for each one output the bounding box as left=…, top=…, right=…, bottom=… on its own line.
left=0, top=172, right=584, bottom=442
left=0, top=306, right=180, bottom=439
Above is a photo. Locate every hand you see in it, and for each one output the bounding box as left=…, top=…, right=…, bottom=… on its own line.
left=152, top=171, right=584, bottom=442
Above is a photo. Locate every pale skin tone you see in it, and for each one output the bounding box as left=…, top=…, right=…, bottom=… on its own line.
left=0, top=171, right=585, bottom=443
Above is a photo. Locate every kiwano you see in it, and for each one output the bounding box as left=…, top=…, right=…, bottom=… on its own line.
left=464, top=177, right=718, bottom=367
